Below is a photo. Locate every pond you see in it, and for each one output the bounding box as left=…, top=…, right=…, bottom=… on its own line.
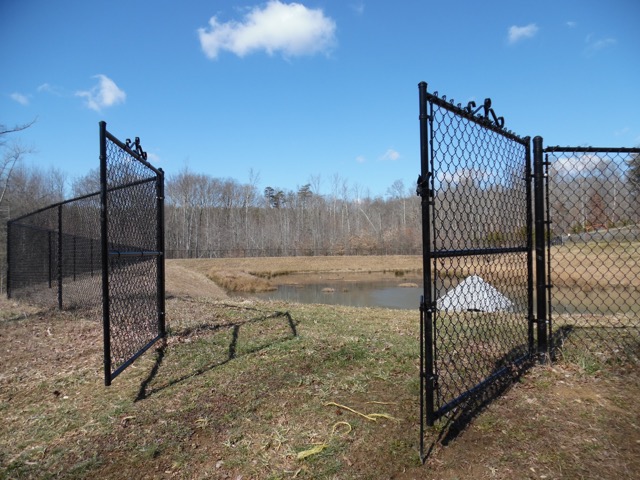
left=242, top=276, right=422, bottom=310
left=239, top=273, right=532, bottom=312
left=239, top=274, right=633, bottom=315
left=239, top=277, right=424, bottom=310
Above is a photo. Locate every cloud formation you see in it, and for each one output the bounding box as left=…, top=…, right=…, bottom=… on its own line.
left=380, top=149, right=400, bottom=161
left=584, top=35, right=616, bottom=56
left=507, top=23, right=538, bottom=44
left=10, top=92, right=29, bottom=106
left=198, top=1, right=337, bottom=59
left=76, top=75, right=126, bottom=112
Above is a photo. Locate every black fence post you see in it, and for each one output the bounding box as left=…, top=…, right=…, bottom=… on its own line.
left=524, top=136, right=535, bottom=355
left=100, top=121, right=112, bottom=386
left=48, top=231, right=52, bottom=289
left=533, top=136, right=548, bottom=360
left=157, top=168, right=166, bottom=338
left=417, top=81, right=435, bottom=461
left=73, top=235, right=77, bottom=282
left=6, top=221, right=11, bottom=299
left=57, top=205, right=63, bottom=309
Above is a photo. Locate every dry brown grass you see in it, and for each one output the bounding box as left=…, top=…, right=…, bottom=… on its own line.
left=170, top=255, right=423, bottom=278
left=205, top=269, right=277, bottom=293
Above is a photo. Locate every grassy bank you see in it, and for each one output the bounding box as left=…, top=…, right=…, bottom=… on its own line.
left=1, top=293, right=639, bottom=479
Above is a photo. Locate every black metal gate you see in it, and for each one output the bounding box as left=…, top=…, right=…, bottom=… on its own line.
left=100, top=122, right=165, bottom=385
left=417, top=83, right=535, bottom=457
left=7, top=122, right=165, bottom=386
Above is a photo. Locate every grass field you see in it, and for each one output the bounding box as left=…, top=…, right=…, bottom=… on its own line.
left=1, top=253, right=639, bottom=479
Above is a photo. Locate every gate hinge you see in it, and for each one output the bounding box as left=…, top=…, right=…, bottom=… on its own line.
left=416, top=173, right=432, bottom=198
left=421, top=372, right=439, bottom=386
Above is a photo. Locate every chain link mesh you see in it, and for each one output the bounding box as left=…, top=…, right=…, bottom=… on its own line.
left=425, top=97, right=532, bottom=417
left=104, top=133, right=163, bottom=376
left=545, top=148, right=640, bottom=362
left=6, top=126, right=163, bottom=384
left=8, top=195, right=101, bottom=308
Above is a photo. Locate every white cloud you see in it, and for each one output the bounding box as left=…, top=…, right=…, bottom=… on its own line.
left=566, top=21, right=577, bottom=28
left=198, top=1, right=337, bottom=59
left=146, top=152, right=161, bottom=164
left=37, top=83, right=62, bottom=96
left=507, top=23, right=538, bottom=44
left=355, top=155, right=366, bottom=163
left=551, top=154, right=602, bottom=177
left=75, top=75, right=126, bottom=112
left=10, top=92, right=29, bottom=106
left=350, top=1, right=365, bottom=15
left=437, top=168, right=490, bottom=186
left=585, top=35, right=616, bottom=56
left=380, top=149, right=400, bottom=161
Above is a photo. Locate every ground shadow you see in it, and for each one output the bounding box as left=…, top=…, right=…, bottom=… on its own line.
left=421, top=325, right=575, bottom=462
left=135, top=308, right=297, bottom=402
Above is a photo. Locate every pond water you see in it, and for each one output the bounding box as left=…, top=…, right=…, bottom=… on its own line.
left=239, top=274, right=535, bottom=312
left=240, top=278, right=424, bottom=310
left=239, top=275, right=630, bottom=314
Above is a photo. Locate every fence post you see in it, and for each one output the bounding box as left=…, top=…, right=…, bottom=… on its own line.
left=6, top=221, right=11, bottom=298
left=417, top=81, right=435, bottom=461
left=57, top=205, right=63, bottom=309
left=48, top=231, right=52, bottom=289
left=533, top=136, right=549, bottom=360
left=99, top=121, right=112, bottom=386
left=157, top=168, right=166, bottom=338
left=524, top=137, right=535, bottom=355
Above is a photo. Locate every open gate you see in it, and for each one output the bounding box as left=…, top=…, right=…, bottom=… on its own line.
left=417, top=82, right=535, bottom=458
left=100, top=122, right=166, bottom=385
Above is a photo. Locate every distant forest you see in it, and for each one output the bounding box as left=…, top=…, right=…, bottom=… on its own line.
left=1, top=147, right=639, bottom=289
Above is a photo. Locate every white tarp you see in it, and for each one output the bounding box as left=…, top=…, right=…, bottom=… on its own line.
left=436, top=275, right=513, bottom=313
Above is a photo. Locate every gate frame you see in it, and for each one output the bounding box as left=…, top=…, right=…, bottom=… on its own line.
left=99, top=121, right=166, bottom=386
left=417, top=82, right=535, bottom=459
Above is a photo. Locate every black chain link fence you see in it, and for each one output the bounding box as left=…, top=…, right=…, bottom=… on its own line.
left=8, top=192, right=101, bottom=309
left=418, top=83, right=640, bottom=460
left=544, top=147, right=640, bottom=363
left=6, top=122, right=165, bottom=385
left=418, top=84, right=534, bottom=439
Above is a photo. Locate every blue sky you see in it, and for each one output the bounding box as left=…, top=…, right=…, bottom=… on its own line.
left=2, top=0, right=639, bottom=198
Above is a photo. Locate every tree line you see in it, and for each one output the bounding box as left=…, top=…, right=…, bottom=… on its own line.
left=164, top=168, right=421, bottom=258
left=1, top=120, right=639, bottom=291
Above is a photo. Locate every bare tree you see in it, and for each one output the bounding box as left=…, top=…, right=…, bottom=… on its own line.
left=0, top=119, right=37, bottom=208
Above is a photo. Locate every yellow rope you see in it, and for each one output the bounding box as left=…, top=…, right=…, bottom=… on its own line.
left=297, top=402, right=396, bottom=460
left=324, top=402, right=398, bottom=422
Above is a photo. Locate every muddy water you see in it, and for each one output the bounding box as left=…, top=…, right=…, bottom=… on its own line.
left=239, top=273, right=424, bottom=310
left=240, top=272, right=530, bottom=311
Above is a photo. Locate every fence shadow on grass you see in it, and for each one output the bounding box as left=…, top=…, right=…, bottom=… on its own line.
left=135, top=307, right=297, bottom=402
left=421, top=325, right=575, bottom=462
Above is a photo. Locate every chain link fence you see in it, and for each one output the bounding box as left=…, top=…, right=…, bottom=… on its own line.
left=8, top=192, right=101, bottom=309
left=418, top=84, right=534, bottom=440
left=418, top=82, right=640, bottom=460
left=6, top=122, right=165, bottom=385
left=544, top=147, right=640, bottom=362
left=101, top=124, right=165, bottom=384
